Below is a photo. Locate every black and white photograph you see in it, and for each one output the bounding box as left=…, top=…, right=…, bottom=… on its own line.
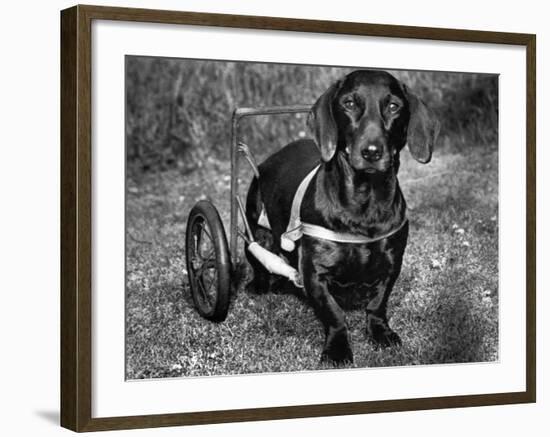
left=2, top=0, right=546, bottom=434
left=125, top=57, right=499, bottom=379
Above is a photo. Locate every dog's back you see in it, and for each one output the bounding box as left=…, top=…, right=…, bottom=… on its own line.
left=254, top=139, right=320, bottom=240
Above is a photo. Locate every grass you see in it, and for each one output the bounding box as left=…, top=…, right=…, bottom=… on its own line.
left=125, top=142, right=499, bottom=379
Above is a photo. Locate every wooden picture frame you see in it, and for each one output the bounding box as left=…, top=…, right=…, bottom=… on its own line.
left=60, top=4, right=536, bottom=432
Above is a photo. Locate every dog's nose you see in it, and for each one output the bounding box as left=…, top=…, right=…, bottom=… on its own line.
left=361, top=144, right=383, bottom=162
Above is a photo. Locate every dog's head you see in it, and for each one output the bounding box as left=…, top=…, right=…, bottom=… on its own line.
left=308, top=70, right=440, bottom=173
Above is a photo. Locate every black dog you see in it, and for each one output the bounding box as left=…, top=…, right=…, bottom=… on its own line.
left=245, top=70, right=439, bottom=364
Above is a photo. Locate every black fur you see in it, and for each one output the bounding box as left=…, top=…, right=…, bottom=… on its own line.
left=245, top=70, right=439, bottom=364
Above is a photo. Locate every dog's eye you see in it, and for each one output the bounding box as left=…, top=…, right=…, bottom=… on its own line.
left=343, top=99, right=356, bottom=110
left=388, top=102, right=401, bottom=113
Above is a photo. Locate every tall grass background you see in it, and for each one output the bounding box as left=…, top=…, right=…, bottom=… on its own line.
left=126, top=57, right=498, bottom=176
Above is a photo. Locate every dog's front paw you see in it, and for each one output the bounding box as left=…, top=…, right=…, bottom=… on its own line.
left=321, top=346, right=354, bottom=365
left=321, top=329, right=354, bottom=364
left=367, top=325, right=402, bottom=349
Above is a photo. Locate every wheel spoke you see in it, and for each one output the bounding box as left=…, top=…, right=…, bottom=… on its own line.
left=196, top=276, right=212, bottom=308
left=204, top=258, right=216, bottom=269
left=200, top=267, right=217, bottom=298
left=195, top=222, right=216, bottom=262
left=205, top=272, right=217, bottom=294
left=193, top=232, right=201, bottom=258
left=198, top=222, right=213, bottom=243
left=196, top=256, right=216, bottom=276
left=193, top=233, right=198, bottom=252
left=199, top=248, right=215, bottom=262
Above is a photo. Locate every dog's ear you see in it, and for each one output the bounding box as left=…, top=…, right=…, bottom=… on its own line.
left=308, top=80, right=341, bottom=162
left=403, top=85, right=440, bottom=164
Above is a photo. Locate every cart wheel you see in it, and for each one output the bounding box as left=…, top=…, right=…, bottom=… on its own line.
left=185, top=200, right=231, bottom=322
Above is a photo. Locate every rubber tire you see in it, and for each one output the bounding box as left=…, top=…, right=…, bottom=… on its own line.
left=185, top=200, right=231, bottom=322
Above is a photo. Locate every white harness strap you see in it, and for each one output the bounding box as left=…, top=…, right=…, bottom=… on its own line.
left=302, top=219, right=408, bottom=244
left=259, top=164, right=407, bottom=252
left=279, top=165, right=321, bottom=251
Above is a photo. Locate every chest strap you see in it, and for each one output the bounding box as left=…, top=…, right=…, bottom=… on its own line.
left=272, top=165, right=406, bottom=251
left=279, top=165, right=320, bottom=251
left=301, top=218, right=407, bottom=245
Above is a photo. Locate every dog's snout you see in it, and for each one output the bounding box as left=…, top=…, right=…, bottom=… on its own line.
left=361, top=144, right=383, bottom=162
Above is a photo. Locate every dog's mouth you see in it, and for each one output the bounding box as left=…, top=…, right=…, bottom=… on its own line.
left=342, top=147, right=391, bottom=174
left=363, top=167, right=379, bottom=174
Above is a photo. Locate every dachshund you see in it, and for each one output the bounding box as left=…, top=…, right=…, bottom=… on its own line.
left=245, top=70, right=439, bottom=364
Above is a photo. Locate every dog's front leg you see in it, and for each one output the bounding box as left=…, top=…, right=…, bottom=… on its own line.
left=365, top=275, right=402, bottom=348
left=365, top=230, right=408, bottom=348
left=302, top=262, right=353, bottom=364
